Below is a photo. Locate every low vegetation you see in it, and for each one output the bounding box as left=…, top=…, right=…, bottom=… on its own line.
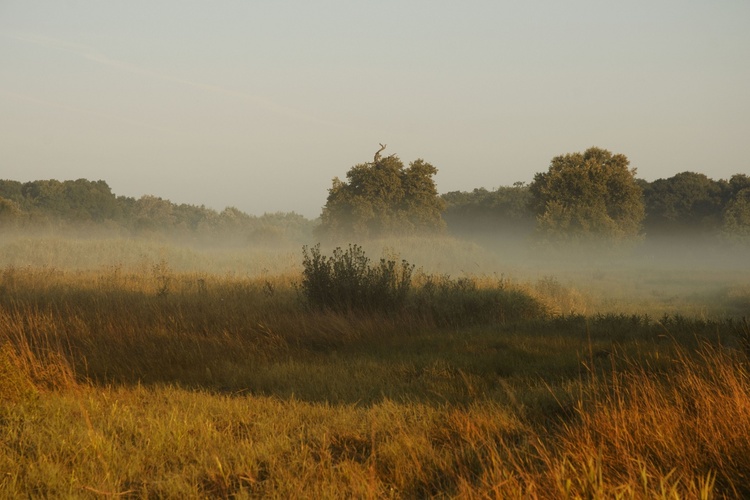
left=300, top=244, right=415, bottom=313
left=1, top=235, right=749, bottom=497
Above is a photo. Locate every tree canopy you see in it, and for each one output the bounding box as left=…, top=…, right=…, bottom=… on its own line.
left=3, top=163, right=748, bottom=245
left=441, top=184, right=535, bottom=237
left=640, top=171, right=725, bottom=235
left=529, top=147, right=645, bottom=242
left=0, top=178, right=315, bottom=245
left=317, top=146, right=446, bottom=239
left=0, top=196, right=22, bottom=226
left=723, top=187, right=750, bottom=241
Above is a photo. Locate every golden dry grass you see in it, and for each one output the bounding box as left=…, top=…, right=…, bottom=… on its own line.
left=3, top=341, right=748, bottom=498
left=1, top=235, right=749, bottom=497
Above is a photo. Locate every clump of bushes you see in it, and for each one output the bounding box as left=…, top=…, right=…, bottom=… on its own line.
left=300, top=244, right=548, bottom=325
left=300, top=244, right=414, bottom=313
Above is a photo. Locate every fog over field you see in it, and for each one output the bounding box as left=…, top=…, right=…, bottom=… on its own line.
left=2, top=0, right=747, bottom=315
left=3, top=2, right=750, bottom=496
left=1, top=225, right=748, bottom=321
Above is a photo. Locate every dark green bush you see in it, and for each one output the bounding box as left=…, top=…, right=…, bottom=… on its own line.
left=300, top=244, right=414, bottom=312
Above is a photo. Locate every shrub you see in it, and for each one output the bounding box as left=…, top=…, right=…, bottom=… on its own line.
left=300, top=244, right=414, bottom=312
left=300, top=245, right=549, bottom=324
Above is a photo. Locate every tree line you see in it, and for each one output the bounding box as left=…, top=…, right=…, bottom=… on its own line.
left=2, top=146, right=748, bottom=244
left=316, top=145, right=749, bottom=243
left=443, top=163, right=750, bottom=243
left=0, top=179, right=315, bottom=245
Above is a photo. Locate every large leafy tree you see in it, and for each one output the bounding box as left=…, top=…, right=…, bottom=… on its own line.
left=529, top=147, right=645, bottom=241
left=318, top=146, right=445, bottom=239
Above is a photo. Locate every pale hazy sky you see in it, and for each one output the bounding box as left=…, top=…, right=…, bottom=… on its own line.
left=1, top=1, right=749, bottom=217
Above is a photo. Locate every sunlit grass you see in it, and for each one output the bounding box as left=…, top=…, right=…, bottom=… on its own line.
left=1, top=234, right=750, bottom=497
left=4, top=337, right=748, bottom=497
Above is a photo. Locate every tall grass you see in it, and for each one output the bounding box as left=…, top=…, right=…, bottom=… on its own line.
left=541, top=343, right=750, bottom=497
left=3, top=338, right=748, bottom=497
left=1, top=235, right=749, bottom=497
left=0, top=264, right=568, bottom=392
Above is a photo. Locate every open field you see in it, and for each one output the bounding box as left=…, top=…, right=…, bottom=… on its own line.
left=1, top=235, right=750, bottom=497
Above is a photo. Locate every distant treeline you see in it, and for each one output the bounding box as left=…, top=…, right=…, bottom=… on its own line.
left=1, top=172, right=749, bottom=243
left=0, top=179, right=315, bottom=245
left=443, top=172, right=750, bottom=241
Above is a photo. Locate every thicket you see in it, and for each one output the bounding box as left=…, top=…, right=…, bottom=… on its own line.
left=300, top=244, right=549, bottom=325
left=300, top=244, right=414, bottom=313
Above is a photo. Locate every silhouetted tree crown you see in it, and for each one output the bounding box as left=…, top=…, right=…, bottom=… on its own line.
left=529, top=147, right=645, bottom=241
left=441, top=184, right=535, bottom=237
left=317, top=147, right=445, bottom=239
left=640, top=171, right=724, bottom=235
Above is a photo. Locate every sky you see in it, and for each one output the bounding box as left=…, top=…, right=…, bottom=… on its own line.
left=1, top=1, right=749, bottom=218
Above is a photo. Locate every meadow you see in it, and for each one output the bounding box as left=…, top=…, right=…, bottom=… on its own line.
left=1, top=232, right=749, bottom=498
